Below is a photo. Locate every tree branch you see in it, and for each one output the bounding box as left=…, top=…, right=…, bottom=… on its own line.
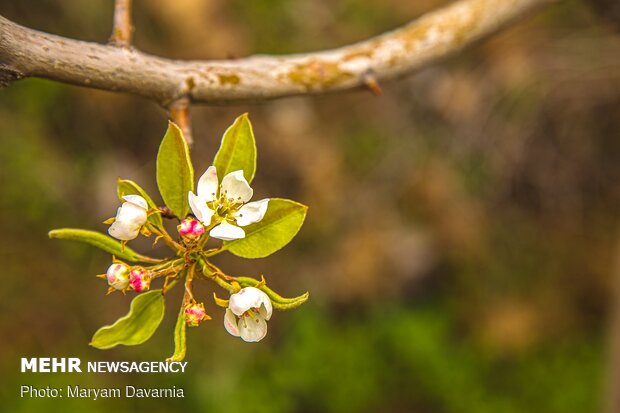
left=109, top=0, right=133, bottom=47
left=0, top=0, right=556, bottom=106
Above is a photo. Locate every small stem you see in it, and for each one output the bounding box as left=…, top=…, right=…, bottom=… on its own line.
left=154, top=263, right=186, bottom=278
left=202, top=246, right=224, bottom=257
left=169, top=97, right=193, bottom=146
left=196, top=257, right=236, bottom=293
left=158, top=206, right=176, bottom=219
left=197, top=220, right=220, bottom=250
left=109, top=0, right=133, bottom=47
left=163, top=276, right=180, bottom=294
left=362, top=70, right=383, bottom=96
left=135, top=254, right=164, bottom=264
left=202, top=259, right=235, bottom=281
left=145, top=257, right=183, bottom=271
left=147, top=222, right=183, bottom=251
left=184, top=264, right=196, bottom=302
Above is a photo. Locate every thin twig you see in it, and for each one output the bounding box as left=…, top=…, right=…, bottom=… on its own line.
left=184, top=264, right=196, bottom=302
left=109, top=0, right=133, bottom=47
left=146, top=223, right=183, bottom=251
left=169, top=97, right=193, bottom=146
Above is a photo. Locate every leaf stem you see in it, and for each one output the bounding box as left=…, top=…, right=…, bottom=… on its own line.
left=202, top=246, right=224, bottom=257
left=184, top=264, right=196, bottom=302
left=146, top=257, right=183, bottom=271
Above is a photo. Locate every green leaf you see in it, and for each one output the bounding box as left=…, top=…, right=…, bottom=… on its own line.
left=90, top=290, right=165, bottom=349
left=166, top=304, right=187, bottom=362
left=117, top=178, right=163, bottom=228
left=49, top=229, right=144, bottom=262
left=224, top=198, right=307, bottom=258
left=213, top=113, right=257, bottom=183
left=156, top=121, right=194, bottom=218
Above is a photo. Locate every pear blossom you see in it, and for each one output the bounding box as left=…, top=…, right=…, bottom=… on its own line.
left=129, top=267, right=151, bottom=292
left=106, top=262, right=130, bottom=290
left=108, top=195, right=148, bottom=241
left=177, top=217, right=205, bottom=240
left=185, top=302, right=208, bottom=327
left=224, top=287, right=273, bottom=342
left=188, top=166, right=269, bottom=241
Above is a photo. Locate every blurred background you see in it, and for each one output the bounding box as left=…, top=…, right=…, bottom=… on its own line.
left=1, top=0, right=619, bottom=412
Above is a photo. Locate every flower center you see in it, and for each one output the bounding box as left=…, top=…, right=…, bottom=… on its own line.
left=207, top=186, right=244, bottom=222
left=242, top=308, right=260, bottom=320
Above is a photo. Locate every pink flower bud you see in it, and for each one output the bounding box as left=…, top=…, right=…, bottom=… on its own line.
left=177, top=217, right=205, bottom=241
left=184, top=302, right=208, bottom=327
left=129, top=267, right=151, bottom=292
left=106, top=263, right=130, bottom=290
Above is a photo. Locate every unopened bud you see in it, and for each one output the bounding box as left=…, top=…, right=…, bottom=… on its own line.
left=177, top=217, right=205, bottom=241
left=106, top=263, right=130, bottom=290
left=184, top=302, right=208, bottom=327
left=129, top=267, right=151, bottom=292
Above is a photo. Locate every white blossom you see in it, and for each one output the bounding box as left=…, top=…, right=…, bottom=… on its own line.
left=188, top=166, right=269, bottom=241
left=224, top=287, right=273, bottom=342
left=108, top=195, right=148, bottom=241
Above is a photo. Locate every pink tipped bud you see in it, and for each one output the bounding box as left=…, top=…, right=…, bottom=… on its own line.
left=106, top=263, right=130, bottom=290
left=184, top=302, right=208, bottom=327
left=129, top=267, right=151, bottom=292
left=177, top=217, right=205, bottom=241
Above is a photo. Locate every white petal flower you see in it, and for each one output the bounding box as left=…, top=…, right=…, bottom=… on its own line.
left=188, top=191, right=214, bottom=225
left=188, top=166, right=219, bottom=225
left=235, top=199, right=269, bottom=227
left=196, top=166, right=219, bottom=200
left=221, top=170, right=253, bottom=203
left=224, top=308, right=240, bottom=337
left=239, top=314, right=268, bottom=342
left=229, top=287, right=273, bottom=318
left=223, top=287, right=273, bottom=342
left=188, top=166, right=270, bottom=241
left=122, top=195, right=148, bottom=210
left=108, top=195, right=148, bottom=241
left=210, top=221, right=245, bottom=241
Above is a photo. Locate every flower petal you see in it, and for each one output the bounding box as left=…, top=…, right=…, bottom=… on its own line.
left=229, top=287, right=271, bottom=317
left=108, top=220, right=140, bottom=240
left=221, top=170, right=253, bottom=203
left=224, top=309, right=240, bottom=337
left=235, top=199, right=269, bottom=227
left=239, top=314, right=268, bottom=342
left=122, top=195, right=148, bottom=210
left=116, top=202, right=148, bottom=226
left=210, top=222, right=245, bottom=241
left=188, top=192, right=214, bottom=225
left=259, top=298, right=273, bottom=321
left=196, top=166, right=219, bottom=201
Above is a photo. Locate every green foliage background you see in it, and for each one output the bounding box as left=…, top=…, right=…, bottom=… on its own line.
left=0, top=0, right=618, bottom=412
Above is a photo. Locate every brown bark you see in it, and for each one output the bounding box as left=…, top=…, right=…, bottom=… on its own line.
left=0, top=0, right=556, bottom=106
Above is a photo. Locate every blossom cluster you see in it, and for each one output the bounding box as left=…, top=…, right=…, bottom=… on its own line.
left=52, top=117, right=308, bottom=359
left=105, top=167, right=274, bottom=341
